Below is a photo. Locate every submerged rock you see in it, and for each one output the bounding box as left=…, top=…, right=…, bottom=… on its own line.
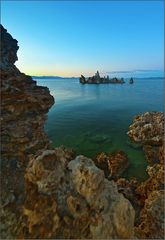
left=89, top=133, right=111, bottom=144
left=126, top=139, right=142, bottom=150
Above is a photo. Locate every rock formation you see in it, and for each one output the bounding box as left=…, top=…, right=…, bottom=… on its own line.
left=79, top=74, right=86, bottom=84
left=0, top=24, right=135, bottom=239
left=127, top=111, right=164, bottom=239
left=127, top=111, right=164, bottom=146
left=94, top=150, right=129, bottom=179
left=129, top=77, right=134, bottom=84
left=0, top=24, right=54, bottom=238
left=79, top=71, right=125, bottom=84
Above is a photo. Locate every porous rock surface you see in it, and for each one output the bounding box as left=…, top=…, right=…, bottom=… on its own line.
left=135, top=190, right=164, bottom=239
left=127, top=111, right=164, bottom=146
left=95, top=150, right=129, bottom=179
left=0, top=24, right=135, bottom=239
left=127, top=111, right=164, bottom=239
left=24, top=154, right=135, bottom=239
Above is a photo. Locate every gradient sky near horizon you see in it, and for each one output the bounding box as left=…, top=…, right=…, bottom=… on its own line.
left=1, top=0, right=164, bottom=77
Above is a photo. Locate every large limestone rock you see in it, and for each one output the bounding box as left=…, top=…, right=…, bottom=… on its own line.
left=24, top=154, right=135, bottom=239
left=68, top=156, right=135, bottom=239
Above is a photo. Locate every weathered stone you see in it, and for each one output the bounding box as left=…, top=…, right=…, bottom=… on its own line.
left=0, top=24, right=54, bottom=238
left=143, top=145, right=160, bottom=165
left=68, top=156, right=135, bottom=239
left=135, top=190, right=164, bottom=239
left=24, top=154, right=135, bottom=239
left=95, top=150, right=129, bottom=179
left=127, top=112, right=164, bottom=146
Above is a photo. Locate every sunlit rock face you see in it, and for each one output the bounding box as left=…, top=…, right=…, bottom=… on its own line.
left=24, top=154, right=135, bottom=239
left=0, top=24, right=135, bottom=239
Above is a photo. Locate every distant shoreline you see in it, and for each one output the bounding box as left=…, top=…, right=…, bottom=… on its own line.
left=32, top=76, right=164, bottom=80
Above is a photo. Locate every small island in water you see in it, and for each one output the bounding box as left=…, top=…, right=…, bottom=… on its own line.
left=80, top=71, right=134, bottom=84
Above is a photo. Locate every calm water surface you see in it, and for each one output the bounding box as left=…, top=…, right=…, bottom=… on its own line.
left=36, top=78, right=164, bottom=181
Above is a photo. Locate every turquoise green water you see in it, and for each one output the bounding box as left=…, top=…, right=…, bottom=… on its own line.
left=36, top=78, right=164, bottom=181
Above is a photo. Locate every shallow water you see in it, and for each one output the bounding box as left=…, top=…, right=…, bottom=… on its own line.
left=35, top=77, right=164, bottom=181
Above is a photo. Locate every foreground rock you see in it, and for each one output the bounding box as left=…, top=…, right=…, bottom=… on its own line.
left=1, top=24, right=135, bottom=239
left=24, top=154, right=135, bottom=239
left=135, top=190, right=164, bottom=239
left=1, top=24, right=54, bottom=238
left=80, top=71, right=125, bottom=84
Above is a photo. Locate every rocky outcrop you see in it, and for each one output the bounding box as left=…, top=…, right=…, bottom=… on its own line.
left=0, top=24, right=54, bottom=238
left=127, top=111, right=164, bottom=146
left=143, top=145, right=160, bottom=165
left=24, top=155, right=135, bottom=239
left=135, top=190, right=164, bottom=239
left=79, top=74, right=86, bottom=84
left=129, top=77, right=134, bottom=84
left=0, top=25, right=135, bottom=239
left=136, top=163, right=164, bottom=205
left=95, top=150, right=129, bottom=179
left=80, top=71, right=125, bottom=84
left=127, top=111, right=164, bottom=239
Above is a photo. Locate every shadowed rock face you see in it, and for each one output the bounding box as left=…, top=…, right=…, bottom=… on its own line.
left=127, top=111, right=164, bottom=239
left=94, top=150, right=129, bottom=179
left=0, top=24, right=135, bottom=239
left=1, top=24, right=54, bottom=237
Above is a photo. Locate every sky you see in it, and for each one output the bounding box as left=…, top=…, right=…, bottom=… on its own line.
left=1, top=0, right=164, bottom=77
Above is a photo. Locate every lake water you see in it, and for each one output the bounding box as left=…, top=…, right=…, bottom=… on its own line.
left=35, top=78, right=164, bottom=181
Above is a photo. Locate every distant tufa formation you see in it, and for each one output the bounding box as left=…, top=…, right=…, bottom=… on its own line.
left=80, top=71, right=134, bottom=84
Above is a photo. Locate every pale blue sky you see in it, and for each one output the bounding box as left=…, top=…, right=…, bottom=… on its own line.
left=1, top=1, right=164, bottom=77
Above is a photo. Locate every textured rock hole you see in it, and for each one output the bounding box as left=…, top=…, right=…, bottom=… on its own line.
left=81, top=179, right=85, bottom=185
left=75, top=204, right=80, bottom=212
left=41, top=155, right=57, bottom=170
